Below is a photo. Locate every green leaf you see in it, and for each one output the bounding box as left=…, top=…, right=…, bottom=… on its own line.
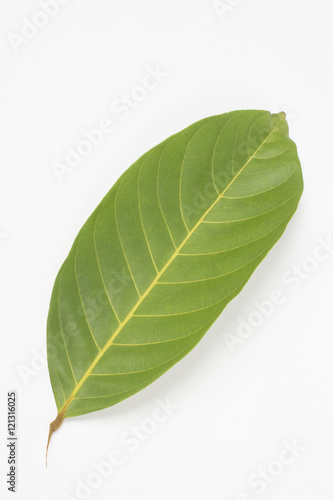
left=46, top=110, right=303, bottom=455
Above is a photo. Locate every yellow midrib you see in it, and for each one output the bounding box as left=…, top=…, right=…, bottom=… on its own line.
left=59, top=114, right=284, bottom=417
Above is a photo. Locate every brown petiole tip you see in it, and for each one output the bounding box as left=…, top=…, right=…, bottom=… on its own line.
left=46, top=412, right=65, bottom=467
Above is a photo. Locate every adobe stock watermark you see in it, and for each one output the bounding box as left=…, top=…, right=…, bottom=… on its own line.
left=213, top=0, right=244, bottom=21
left=61, top=398, right=178, bottom=500
left=17, top=264, right=135, bottom=385
left=7, top=0, right=73, bottom=53
left=230, top=439, right=306, bottom=500
left=181, top=124, right=274, bottom=223
left=17, top=346, right=47, bottom=385
left=0, top=232, right=8, bottom=245
left=223, top=235, right=333, bottom=353
left=52, top=64, right=169, bottom=183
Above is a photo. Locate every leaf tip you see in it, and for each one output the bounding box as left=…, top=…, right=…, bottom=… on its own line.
left=273, top=111, right=287, bottom=120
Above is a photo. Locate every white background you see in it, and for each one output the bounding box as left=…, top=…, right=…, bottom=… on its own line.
left=1, top=0, right=333, bottom=499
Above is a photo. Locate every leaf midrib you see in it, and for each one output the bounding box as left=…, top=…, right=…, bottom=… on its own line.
left=58, top=114, right=285, bottom=418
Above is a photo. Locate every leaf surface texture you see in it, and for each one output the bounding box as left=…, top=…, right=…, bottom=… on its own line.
left=47, top=110, right=303, bottom=425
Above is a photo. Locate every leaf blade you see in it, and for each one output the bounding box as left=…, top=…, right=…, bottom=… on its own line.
left=47, top=110, right=303, bottom=439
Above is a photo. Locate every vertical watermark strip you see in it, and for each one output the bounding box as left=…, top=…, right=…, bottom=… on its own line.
left=6, top=391, right=17, bottom=493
